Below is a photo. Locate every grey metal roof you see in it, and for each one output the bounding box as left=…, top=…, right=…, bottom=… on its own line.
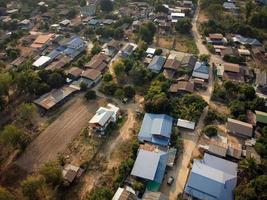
left=131, top=149, right=160, bottom=180
left=148, top=56, right=166, bottom=73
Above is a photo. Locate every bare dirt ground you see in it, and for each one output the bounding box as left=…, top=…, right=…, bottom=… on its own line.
left=16, top=95, right=105, bottom=172
left=78, top=108, right=136, bottom=199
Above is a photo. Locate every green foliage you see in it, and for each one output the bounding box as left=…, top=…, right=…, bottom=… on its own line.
left=129, top=61, right=150, bottom=85
left=203, top=125, right=218, bottom=137
left=249, top=6, right=267, bottom=29
left=172, top=94, right=207, bottom=121
left=175, top=18, right=192, bottom=34
left=85, top=90, right=97, bottom=101
left=0, top=125, right=29, bottom=150
left=138, top=22, right=156, bottom=44
left=255, top=127, right=267, bottom=159
left=21, top=176, right=46, bottom=200
left=132, top=180, right=144, bottom=192
left=229, top=100, right=246, bottom=119
left=91, top=44, right=102, bottom=55
left=39, top=162, right=63, bottom=187
left=17, top=103, right=36, bottom=124
left=154, top=48, right=163, bottom=55
left=155, top=4, right=169, bottom=13
left=123, top=85, right=135, bottom=98
left=101, top=80, right=118, bottom=96
left=0, top=187, right=15, bottom=200
left=86, top=187, right=113, bottom=200
left=103, top=73, right=113, bottom=82
left=100, top=0, right=113, bottom=12
left=80, top=82, right=88, bottom=91
left=204, top=109, right=227, bottom=125
left=199, top=54, right=210, bottom=62
left=144, top=78, right=172, bottom=114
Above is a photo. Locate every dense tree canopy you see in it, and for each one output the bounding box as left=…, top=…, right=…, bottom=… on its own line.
left=100, top=0, right=113, bottom=12
left=175, top=18, right=192, bottom=34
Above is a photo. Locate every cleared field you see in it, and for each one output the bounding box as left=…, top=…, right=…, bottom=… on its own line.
left=16, top=96, right=105, bottom=172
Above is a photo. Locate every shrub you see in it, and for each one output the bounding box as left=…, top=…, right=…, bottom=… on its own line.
left=203, top=125, right=218, bottom=137
left=85, top=90, right=96, bottom=101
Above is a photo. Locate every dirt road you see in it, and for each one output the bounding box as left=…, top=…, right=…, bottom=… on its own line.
left=16, top=95, right=101, bottom=172
left=161, top=2, right=219, bottom=198
left=77, top=108, right=136, bottom=199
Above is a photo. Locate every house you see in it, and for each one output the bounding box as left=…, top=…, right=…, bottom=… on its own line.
left=163, top=58, right=180, bottom=79
left=32, top=56, right=52, bottom=68
left=89, top=104, right=119, bottom=134
left=142, top=191, right=168, bottom=200
left=18, top=19, right=33, bottom=30
left=46, top=55, right=72, bottom=71
left=80, top=5, right=96, bottom=17
left=238, top=48, right=251, bottom=57
left=62, top=36, right=86, bottom=59
left=130, top=149, right=169, bottom=191
left=102, top=40, right=121, bottom=57
left=62, top=164, right=83, bottom=184
left=223, top=2, right=237, bottom=10
left=34, top=85, right=79, bottom=111
left=227, top=118, right=253, bottom=137
left=256, top=0, right=267, bottom=5
left=146, top=47, right=156, bottom=57
left=171, top=12, right=185, bottom=23
left=30, top=33, right=55, bottom=50
left=132, top=20, right=141, bottom=32
left=232, top=34, right=261, bottom=46
left=138, top=113, right=173, bottom=146
left=66, top=67, right=83, bottom=80
left=168, top=81, right=194, bottom=94
left=148, top=56, right=166, bottom=73
left=84, top=53, right=109, bottom=73
left=120, top=43, right=137, bottom=57
left=60, top=19, right=71, bottom=27
left=255, top=110, right=267, bottom=124
left=222, top=62, right=245, bottom=82
left=206, top=34, right=227, bottom=45
left=208, top=143, right=228, bottom=158
left=183, top=0, right=194, bottom=8
left=192, top=62, right=209, bottom=80
left=81, top=69, right=102, bottom=84
left=180, top=54, right=197, bottom=69
left=112, top=186, right=137, bottom=200
left=177, top=119, right=196, bottom=130
left=184, top=153, right=237, bottom=200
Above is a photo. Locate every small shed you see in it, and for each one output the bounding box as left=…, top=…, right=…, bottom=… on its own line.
left=227, top=118, right=253, bottom=138
left=177, top=119, right=195, bottom=130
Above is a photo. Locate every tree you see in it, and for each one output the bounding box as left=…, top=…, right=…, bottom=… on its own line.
left=80, top=82, right=88, bottom=91
left=239, top=84, right=255, bottom=100
left=203, top=125, right=218, bottom=137
left=113, top=28, right=124, bottom=40
left=138, top=22, right=156, bottom=44
left=102, top=73, right=113, bottom=82
left=123, top=85, right=135, bottom=99
left=85, top=90, right=96, bottom=101
left=113, top=60, right=126, bottom=82
left=102, top=81, right=118, bottom=95
left=17, top=103, right=36, bottom=124
left=234, top=184, right=257, bottom=200
left=154, top=48, right=163, bottom=55
left=39, top=162, right=63, bottom=187
left=0, top=187, right=15, bottom=200
left=21, top=176, right=48, bottom=200
left=229, top=100, right=246, bottom=119
left=155, top=4, right=169, bottom=13
left=129, top=62, right=149, bottom=85
left=245, top=0, right=253, bottom=23
left=175, top=18, right=192, bottom=34
left=91, top=44, right=101, bottom=55
left=0, top=72, right=12, bottom=96
left=47, top=72, right=65, bottom=88
left=199, top=54, right=210, bottom=63
left=239, top=158, right=259, bottom=181
left=100, top=0, right=113, bottom=12
left=0, top=125, right=29, bottom=149
left=87, top=187, right=113, bottom=200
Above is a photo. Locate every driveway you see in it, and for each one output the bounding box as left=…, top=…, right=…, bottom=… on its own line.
left=16, top=95, right=102, bottom=172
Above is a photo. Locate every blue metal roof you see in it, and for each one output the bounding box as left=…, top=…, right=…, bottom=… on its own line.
left=185, top=153, right=237, bottom=200
left=148, top=56, right=166, bottom=73
left=131, top=149, right=168, bottom=184
left=138, top=113, right=173, bottom=146
left=194, top=62, right=209, bottom=74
